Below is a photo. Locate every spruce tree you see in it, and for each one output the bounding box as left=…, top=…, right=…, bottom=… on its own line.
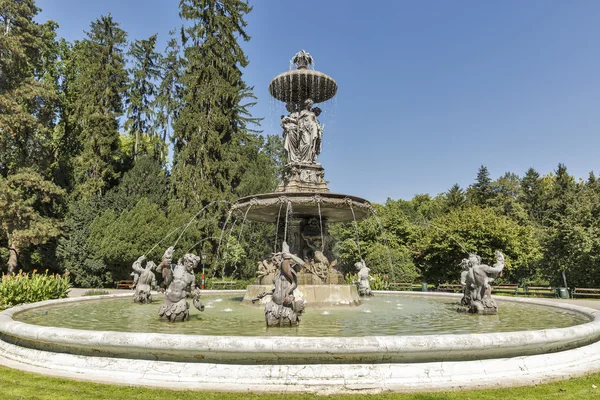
left=125, top=34, right=162, bottom=161
left=468, top=165, right=493, bottom=206
left=155, top=32, right=182, bottom=163
left=70, top=14, right=128, bottom=199
left=444, top=183, right=465, bottom=210
left=171, top=0, right=259, bottom=209
left=520, top=167, right=544, bottom=220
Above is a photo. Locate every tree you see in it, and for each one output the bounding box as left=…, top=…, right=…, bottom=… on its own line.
left=444, top=184, right=465, bottom=211
left=0, top=170, right=65, bottom=273
left=415, top=206, right=541, bottom=284
left=488, top=172, right=526, bottom=221
left=0, top=0, right=60, bottom=176
left=155, top=32, right=182, bottom=163
left=171, top=0, right=259, bottom=209
left=70, top=14, right=128, bottom=199
left=88, top=198, right=171, bottom=280
left=468, top=165, right=493, bottom=206
left=519, top=167, right=545, bottom=221
left=125, top=34, right=162, bottom=161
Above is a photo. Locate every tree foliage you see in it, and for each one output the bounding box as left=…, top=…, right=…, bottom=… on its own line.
left=0, top=170, right=64, bottom=273
left=69, top=14, right=128, bottom=199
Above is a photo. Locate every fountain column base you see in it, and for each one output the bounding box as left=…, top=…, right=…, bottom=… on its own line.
left=276, top=162, right=330, bottom=193
left=243, top=284, right=361, bottom=307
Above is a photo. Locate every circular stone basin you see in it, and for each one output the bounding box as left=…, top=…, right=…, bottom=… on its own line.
left=269, top=69, right=337, bottom=104
left=2, top=292, right=600, bottom=393
left=231, top=192, right=373, bottom=223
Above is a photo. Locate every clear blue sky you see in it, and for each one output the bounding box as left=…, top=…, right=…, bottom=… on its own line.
left=37, top=0, right=600, bottom=204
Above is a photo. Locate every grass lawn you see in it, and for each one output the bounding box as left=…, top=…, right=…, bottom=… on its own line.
left=0, top=366, right=598, bottom=400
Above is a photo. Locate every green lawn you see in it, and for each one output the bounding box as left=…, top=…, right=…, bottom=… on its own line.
left=0, top=366, right=598, bottom=400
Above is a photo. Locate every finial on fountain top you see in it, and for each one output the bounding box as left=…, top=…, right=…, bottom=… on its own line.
left=292, top=50, right=313, bottom=70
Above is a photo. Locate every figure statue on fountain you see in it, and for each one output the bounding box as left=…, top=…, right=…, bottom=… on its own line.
left=281, top=99, right=323, bottom=165
left=459, top=251, right=505, bottom=314
left=157, top=247, right=205, bottom=322
left=256, top=252, right=282, bottom=285
left=253, top=242, right=306, bottom=326
left=131, top=255, right=158, bottom=303
left=355, top=260, right=373, bottom=297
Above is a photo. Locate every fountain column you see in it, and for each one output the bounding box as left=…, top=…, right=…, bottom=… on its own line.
left=235, top=50, right=374, bottom=308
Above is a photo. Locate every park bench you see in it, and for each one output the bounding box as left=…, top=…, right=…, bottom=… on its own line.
left=388, top=282, right=415, bottom=291
left=491, top=284, right=519, bottom=295
left=115, top=280, right=134, bottom=289
left=437, top=283, right=463, bottom=293
left=210, top=281, right=236, bottom=290
left=523, top=285, right=557, bottom=297
left=572, top=288, right=600, bottom=298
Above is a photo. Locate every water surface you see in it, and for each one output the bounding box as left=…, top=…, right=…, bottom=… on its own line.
left=15, top=294, right=589, bottom=337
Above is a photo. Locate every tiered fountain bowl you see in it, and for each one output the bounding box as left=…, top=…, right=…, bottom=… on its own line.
left=234, top=50, right=376, bottom=306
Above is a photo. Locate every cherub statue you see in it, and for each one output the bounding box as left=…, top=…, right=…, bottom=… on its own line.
left=131, top=255, right=158, bottom=303
left=459, top=251, right=505, bottom=314
left=354, top=259, right=373, bottom=297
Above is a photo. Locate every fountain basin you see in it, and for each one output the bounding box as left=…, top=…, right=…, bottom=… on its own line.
left=1, top=292, right=600, bottom=392
left=269, top=69, right=337, bottom=104
left=231, top=192, right=373, bottom=223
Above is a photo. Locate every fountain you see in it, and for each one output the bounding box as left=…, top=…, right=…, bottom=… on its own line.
left=1, top=51, right=600, bottom=393
left=235, top=50, right=372, bottom=308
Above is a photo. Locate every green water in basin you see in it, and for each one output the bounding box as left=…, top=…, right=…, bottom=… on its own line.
left=15, top=294, right=590, bottom=337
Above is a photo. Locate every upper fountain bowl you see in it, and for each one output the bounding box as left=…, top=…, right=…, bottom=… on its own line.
left=269, top=69, right=337, bottom=104
left=231, top=192, right=373, bottom=223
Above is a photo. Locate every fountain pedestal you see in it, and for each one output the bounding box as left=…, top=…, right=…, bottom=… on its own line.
left=243, top=284, right=361, bottom=307
left=276, top=162, right=329, bottom=193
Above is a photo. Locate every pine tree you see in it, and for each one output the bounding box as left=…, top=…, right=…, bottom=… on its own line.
left=155, top=32, right=182, bottom=163
left=520, top=167, right=545, bottom=220
left=125, top=34, right=162, bottom=161
left=70, top=14, right=128, bottom=199
left=171, top=0, right=259, bottom=209
left=444, top=184, right=465, bottom=210
left=468, top=165, right=493, bottom=206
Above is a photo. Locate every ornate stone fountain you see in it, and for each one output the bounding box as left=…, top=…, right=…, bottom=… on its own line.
left=236, top=50, right=373, bottom=307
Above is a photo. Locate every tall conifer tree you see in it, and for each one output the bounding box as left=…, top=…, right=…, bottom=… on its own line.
left=70, top=14, right=128, bottom=199
left=171, top=0, right=259, bottom=208
left=125, top=34, right=162, bottom=161
left=155, top=32, right=182, bottom=163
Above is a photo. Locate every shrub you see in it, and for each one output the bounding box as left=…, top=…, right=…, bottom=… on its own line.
left=0, top=270, right=71, bottom=309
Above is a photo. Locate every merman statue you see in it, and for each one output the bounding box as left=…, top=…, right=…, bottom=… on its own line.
left=157, top=247, right=205, bottom=322
left=253, top=242, right=306, bottom=326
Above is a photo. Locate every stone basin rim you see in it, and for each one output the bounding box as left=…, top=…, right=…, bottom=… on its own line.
left=268, top=69, right=338, bottom=104
left=1, top=292, right=599, bottom=365
left=231, top=192, right=374, bottom=223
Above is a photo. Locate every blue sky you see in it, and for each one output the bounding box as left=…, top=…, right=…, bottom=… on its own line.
left=37, top=0, right=600, bottom=204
